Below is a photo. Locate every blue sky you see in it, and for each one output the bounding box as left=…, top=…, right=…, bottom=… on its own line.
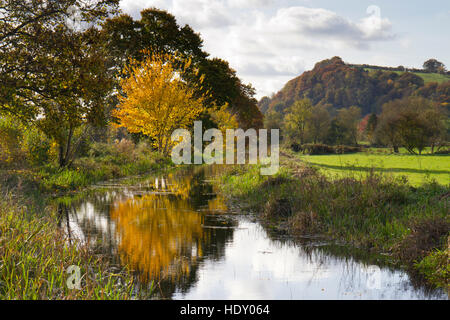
left=119, top=0, right=450, bottom=98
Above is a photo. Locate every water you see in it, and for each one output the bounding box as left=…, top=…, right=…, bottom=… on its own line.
left=58, top=166, right=448, bottom=300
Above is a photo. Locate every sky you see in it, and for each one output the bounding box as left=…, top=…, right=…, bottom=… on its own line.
left=119, top=0, right=450, bottom=99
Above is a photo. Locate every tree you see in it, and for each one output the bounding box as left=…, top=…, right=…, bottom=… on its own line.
left=423, top=59, right=446, bottom=73
left=376, top=97, right=445, bottom=154
left=365, top=113, right=378, bottom=144
left=0, top=0, right=118, bottom=120
left=101, top=10, right=263, bottom=130
left=101, top=8, right=207, bottom=73
left=336, top=106, right=361, bottom=145
left=376, top=104, right=402, bottom=153
left=264, top=110, right=284, bottom=142
left=112, top=52, right=205, bottom=155
left=284, top=99, right=313, bottom=145
left=308, top=103, right=331, bottom=143
left=0, top=1, right=119, bottom=167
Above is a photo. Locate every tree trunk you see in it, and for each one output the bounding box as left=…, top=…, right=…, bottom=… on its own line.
left=393, top=146, right=399, bottom=153
left=58, top=125, right=74, bottom=168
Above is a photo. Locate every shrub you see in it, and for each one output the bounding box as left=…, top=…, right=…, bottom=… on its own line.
left=301, top=144, right=335, bottom=155
left=115, top=138, right=135, bottom=158
left=22, top=127, right=51, bottom=166
left=393, top=217, right=450, bottom=263
left=0, top=116, right=24, bottom=167
left=334, top=145, right=361, bottom=154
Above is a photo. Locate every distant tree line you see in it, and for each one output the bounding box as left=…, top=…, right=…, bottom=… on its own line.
left=266, top=95, right=448, bottom=155
left=349, top=58, right=449, bottom=75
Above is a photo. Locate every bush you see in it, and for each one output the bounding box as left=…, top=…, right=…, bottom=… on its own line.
left=301, top=144, right=335, bottom=155
left=22, top=127, right=51, bottom=166
left=334, top=145, right=361, bottom=154
left=0, top=116, right=24, bottom=167
left=297, top=144, right=362, bottom=155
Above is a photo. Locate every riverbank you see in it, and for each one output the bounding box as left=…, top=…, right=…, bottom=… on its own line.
left=0, top=149, right=172, bottom=200
left=0, top=150, right=173, bottom=299
left=0, top=196, right=150, bottom=299
left=217, top=156, right=449, bottom=290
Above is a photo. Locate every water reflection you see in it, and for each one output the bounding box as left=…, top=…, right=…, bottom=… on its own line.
left=57, top=166, right=447, bottom=300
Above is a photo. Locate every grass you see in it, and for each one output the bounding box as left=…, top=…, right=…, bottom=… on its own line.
left=218, top=159, right=450, bottom=290
left=0, top=142, right=170, bottom=299
left=0, top=150, right=173, bottom=197
left=295, top=150, right=450, bottom=186
left=0, top=196, right=154, bottom=299
left=365, top=68, right=450, bottom=84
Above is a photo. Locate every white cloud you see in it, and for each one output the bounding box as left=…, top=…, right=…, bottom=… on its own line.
left=119, top=1, right=396, bottom=98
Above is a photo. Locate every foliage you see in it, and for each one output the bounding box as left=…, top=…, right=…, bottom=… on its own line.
left=101, top=9, right=263, bottom=130
left=0, top=1, right=119, bottom=167
left=283, top=99, right=313, bottom=145
left=113, top=52, right=205, bottom=156
left=0, top=115, right=24, bottom=166
left=376, top=97, right=447, bottom=154
left=208, top=103, right=239, bottom=134
left=259, top=56, right=449, bottom=116
left=423, top=59, right=446, bottom=74
left=22, top=126, right=51, bottom=166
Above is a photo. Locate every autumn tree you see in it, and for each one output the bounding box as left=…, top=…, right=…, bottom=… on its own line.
left=101, top=9, right=263, bottom=130
left=0, top=0, right=118, bottom=121
left=0, top=1, right=119, bottom=167
left=113, top=52, right=205, bottom=155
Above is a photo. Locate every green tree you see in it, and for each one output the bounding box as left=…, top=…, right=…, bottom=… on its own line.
left=284, top=99, right=313, bottom=145
left=376, top=97, right=445, bottom=154
left=308, top=104, right=331, bottom=143
left=365, top=113, right=378, bottom=144
left=0, top=1, right=119, bottom=167
left=423, top=59, right=446, bottom=73
left=336, top=106, right=361, bottom=145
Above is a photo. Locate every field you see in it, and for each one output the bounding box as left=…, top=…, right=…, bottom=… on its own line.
left=365, top=68, right=450, bottom=84
left=295, top=150, right=450, bottom=186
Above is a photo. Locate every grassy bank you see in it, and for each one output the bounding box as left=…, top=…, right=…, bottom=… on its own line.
left=0, top=196, right=153, bottom=299
left=0, top=142, right=171, bottom=299
left=218, top=158, right=449, bottom=290
left=0, top=143, right=173, bottom=198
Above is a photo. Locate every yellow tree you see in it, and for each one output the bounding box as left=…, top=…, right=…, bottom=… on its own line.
left=113, top=51, right=206, bottom=155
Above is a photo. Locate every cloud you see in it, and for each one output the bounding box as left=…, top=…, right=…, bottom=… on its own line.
left=227, top=0, right=275, bottom=9
left=119, top=1, right=396, bottom=98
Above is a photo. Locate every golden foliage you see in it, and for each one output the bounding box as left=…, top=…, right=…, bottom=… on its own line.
left=208, top=103, right=239, bottom=134
left=113, top=51, right=206, bottom=155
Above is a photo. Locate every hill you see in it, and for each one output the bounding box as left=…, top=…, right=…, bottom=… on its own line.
left=259, top=57, right=450, bottom=115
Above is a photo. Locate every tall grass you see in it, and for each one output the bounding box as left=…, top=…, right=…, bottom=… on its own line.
left=0, top=196, right=152, bottom=299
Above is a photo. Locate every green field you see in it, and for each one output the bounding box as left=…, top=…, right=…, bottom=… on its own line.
left=296, top=151, right=450, bottom=186
left=365, top=68, right=450, bottom=84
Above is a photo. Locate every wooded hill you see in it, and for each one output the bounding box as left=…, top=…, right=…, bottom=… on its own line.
left=259, top=57, right=450, bottom=116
